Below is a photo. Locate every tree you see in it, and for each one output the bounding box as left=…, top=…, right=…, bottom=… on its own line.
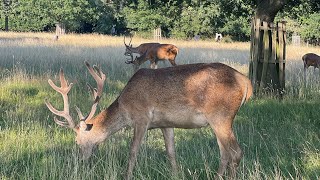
left=1, top=0, right=18, bottom=31
left=300, top=13, right=320, bottom=42
left=255, top=0, right=286, bottom=22
left=171, top=4, right=220, bottom=39
left=122, top=0, right=169, bottom=33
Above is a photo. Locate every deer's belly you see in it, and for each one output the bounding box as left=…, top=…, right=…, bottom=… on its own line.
left=148, top=109, right=209, bottom=129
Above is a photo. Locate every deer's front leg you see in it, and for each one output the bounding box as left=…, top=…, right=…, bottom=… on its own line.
left=126, top=124, right=148, bottom=180
left=161, top=128, right=177, bottom=174
left=150, top=59, right=157, bottom=69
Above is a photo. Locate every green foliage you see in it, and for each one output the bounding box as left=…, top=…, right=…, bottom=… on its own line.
left=171, top=4, right=220, bottom=39
left=0, top=0, right=100, bottom=32
left=221, top=16, right=251, bottom=41
left=8, top=0, right=51, bottom=31
left=0, top=0, right=319, bottom=41
left=123, top=0, right=169, bottom=32
left=300, top=13, right=320, bottom=40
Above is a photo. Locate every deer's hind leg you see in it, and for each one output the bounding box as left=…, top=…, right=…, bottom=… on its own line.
left=207, top=114, right=242, bottom=179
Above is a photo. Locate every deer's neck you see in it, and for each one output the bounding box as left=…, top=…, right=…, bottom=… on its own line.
left=100, top=99, right=128, bottom=136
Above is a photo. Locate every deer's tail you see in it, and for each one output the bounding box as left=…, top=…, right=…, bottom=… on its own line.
left=241, top=79, right=253, bottom=106
left=168, top=45, right=179, bottom=55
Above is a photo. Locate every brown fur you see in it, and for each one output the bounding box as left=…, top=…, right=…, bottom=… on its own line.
left=47, top=62, right=252, bottom=180
left=124, top=42, right=160, bottom=56
left=132, top=44, right=179, bottom=71
left=302, top=53, right=320, bottom=78
left=302, top=53, right=320, bottom=69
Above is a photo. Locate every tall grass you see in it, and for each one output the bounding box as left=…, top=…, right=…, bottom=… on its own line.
left=0, top=32, right=319, bottom=179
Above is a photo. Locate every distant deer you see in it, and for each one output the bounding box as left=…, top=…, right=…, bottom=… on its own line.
left=302, top=53, right=320, bottom=77
left=124, top=36, right=160, bottom=56
left=45, top=61, right=253, bottom=180
left=126, top=43, right=179, bottom=72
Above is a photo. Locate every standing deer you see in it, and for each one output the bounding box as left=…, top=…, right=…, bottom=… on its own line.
left=302, top=53, right=320, bottom=77
left=126, top=43, right=179, bottom=72
left=45, top=61, right=252, bottom=180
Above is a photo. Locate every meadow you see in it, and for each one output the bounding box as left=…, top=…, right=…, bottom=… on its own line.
left=0, top=32, right=319, bottom=180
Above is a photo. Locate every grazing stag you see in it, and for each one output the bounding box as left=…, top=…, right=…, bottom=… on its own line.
left=302, top=53, right=320, bottom=76
left=45, top=61, right=253, bottom=180
left=126, top=44, right=179, bottom=72
left=124, top=36, right=159, bottom=56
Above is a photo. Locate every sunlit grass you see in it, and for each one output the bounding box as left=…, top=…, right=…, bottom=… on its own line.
left=0, top=32, right=319, bottom=179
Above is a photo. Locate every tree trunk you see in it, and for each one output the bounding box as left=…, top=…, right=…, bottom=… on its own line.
left=255, top=0, right=286, bottom=22
left=5, top=16, right=8, bottom=31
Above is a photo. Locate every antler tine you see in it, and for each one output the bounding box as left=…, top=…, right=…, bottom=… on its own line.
left=83, top=61, right=106, bottom=121
left=45, top=69, right=76, bottom=129
left=87, top=82, right=98, bottom=100
left=129, top=35, right=133, bottom=46
left=75, top=106, right=85, bottom=120
left=85, top=61, right=106, bottom=96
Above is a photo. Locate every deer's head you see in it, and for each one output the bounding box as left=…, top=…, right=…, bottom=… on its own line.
left=125, top=55, right=141, bottom=72
left=45, top=62, right=106, bottom=159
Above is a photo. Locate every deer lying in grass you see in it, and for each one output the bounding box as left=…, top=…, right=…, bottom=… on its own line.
left=126, top=43, right=179, bottom=72
left=45, top=61, right=252, bottom=180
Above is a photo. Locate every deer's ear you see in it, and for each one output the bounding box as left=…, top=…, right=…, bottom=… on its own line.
left=80, top=121, right=93, bottom=131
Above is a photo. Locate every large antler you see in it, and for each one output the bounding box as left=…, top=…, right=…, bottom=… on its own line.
left=81, top=61, right=106, bottom=122
left=45, top=69, right=76, bottom=130
left=45, top=62, right=106, bottom=131
left=123, top=35, right=133, bottom=47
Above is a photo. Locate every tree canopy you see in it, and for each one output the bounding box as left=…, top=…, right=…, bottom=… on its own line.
left=0, top=0, right=319, bottom=42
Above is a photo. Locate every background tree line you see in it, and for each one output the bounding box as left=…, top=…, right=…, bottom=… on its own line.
left=0, top=0, right=319, bottom=42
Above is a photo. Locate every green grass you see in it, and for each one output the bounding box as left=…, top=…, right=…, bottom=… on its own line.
left=0, top=33, right=319, bottom=180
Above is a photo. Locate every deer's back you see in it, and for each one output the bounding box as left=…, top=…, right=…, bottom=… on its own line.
left=137, top=43, right=160, bottom=54
left=118, top=63, right=251, bottom=127
left=303, top=53, right=320, bottom=64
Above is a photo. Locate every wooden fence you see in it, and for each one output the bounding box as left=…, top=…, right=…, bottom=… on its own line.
left=153, top=27, right=162, bottom=41
left=249, top=18, right=286, bottom=97
left=55, top=23, right=66, bottom=35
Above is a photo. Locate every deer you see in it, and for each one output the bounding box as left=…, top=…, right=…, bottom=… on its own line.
left=123, top=36, right=160, bottom=57
left=126, top=43, right=179, bottom=72
left=45, top=61, right=253, bottom=180
left=302, top=53, right=320, bottom=77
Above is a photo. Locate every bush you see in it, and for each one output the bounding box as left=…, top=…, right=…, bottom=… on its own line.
left=300, top=13, right=320, bottom=41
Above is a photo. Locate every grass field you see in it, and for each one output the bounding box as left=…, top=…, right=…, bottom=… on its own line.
left=0, top=32, right=319, bottom=180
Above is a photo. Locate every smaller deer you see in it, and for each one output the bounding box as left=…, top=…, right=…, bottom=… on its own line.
left=302, top=53, right=320, bottom=77
left=126, top=44, right=179, bottom=72
left=124, top=36, right=159, bottom=56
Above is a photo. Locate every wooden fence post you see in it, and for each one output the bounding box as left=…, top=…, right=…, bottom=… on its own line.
left=55, top=22, right=66, bottom=36
left=249, top=18, right=286, bottom=97
left=259, top=21, right=270, bottom=93
left=153, top=27, right=162, bottom=42
left=250, top=18, right=261, bottom=93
